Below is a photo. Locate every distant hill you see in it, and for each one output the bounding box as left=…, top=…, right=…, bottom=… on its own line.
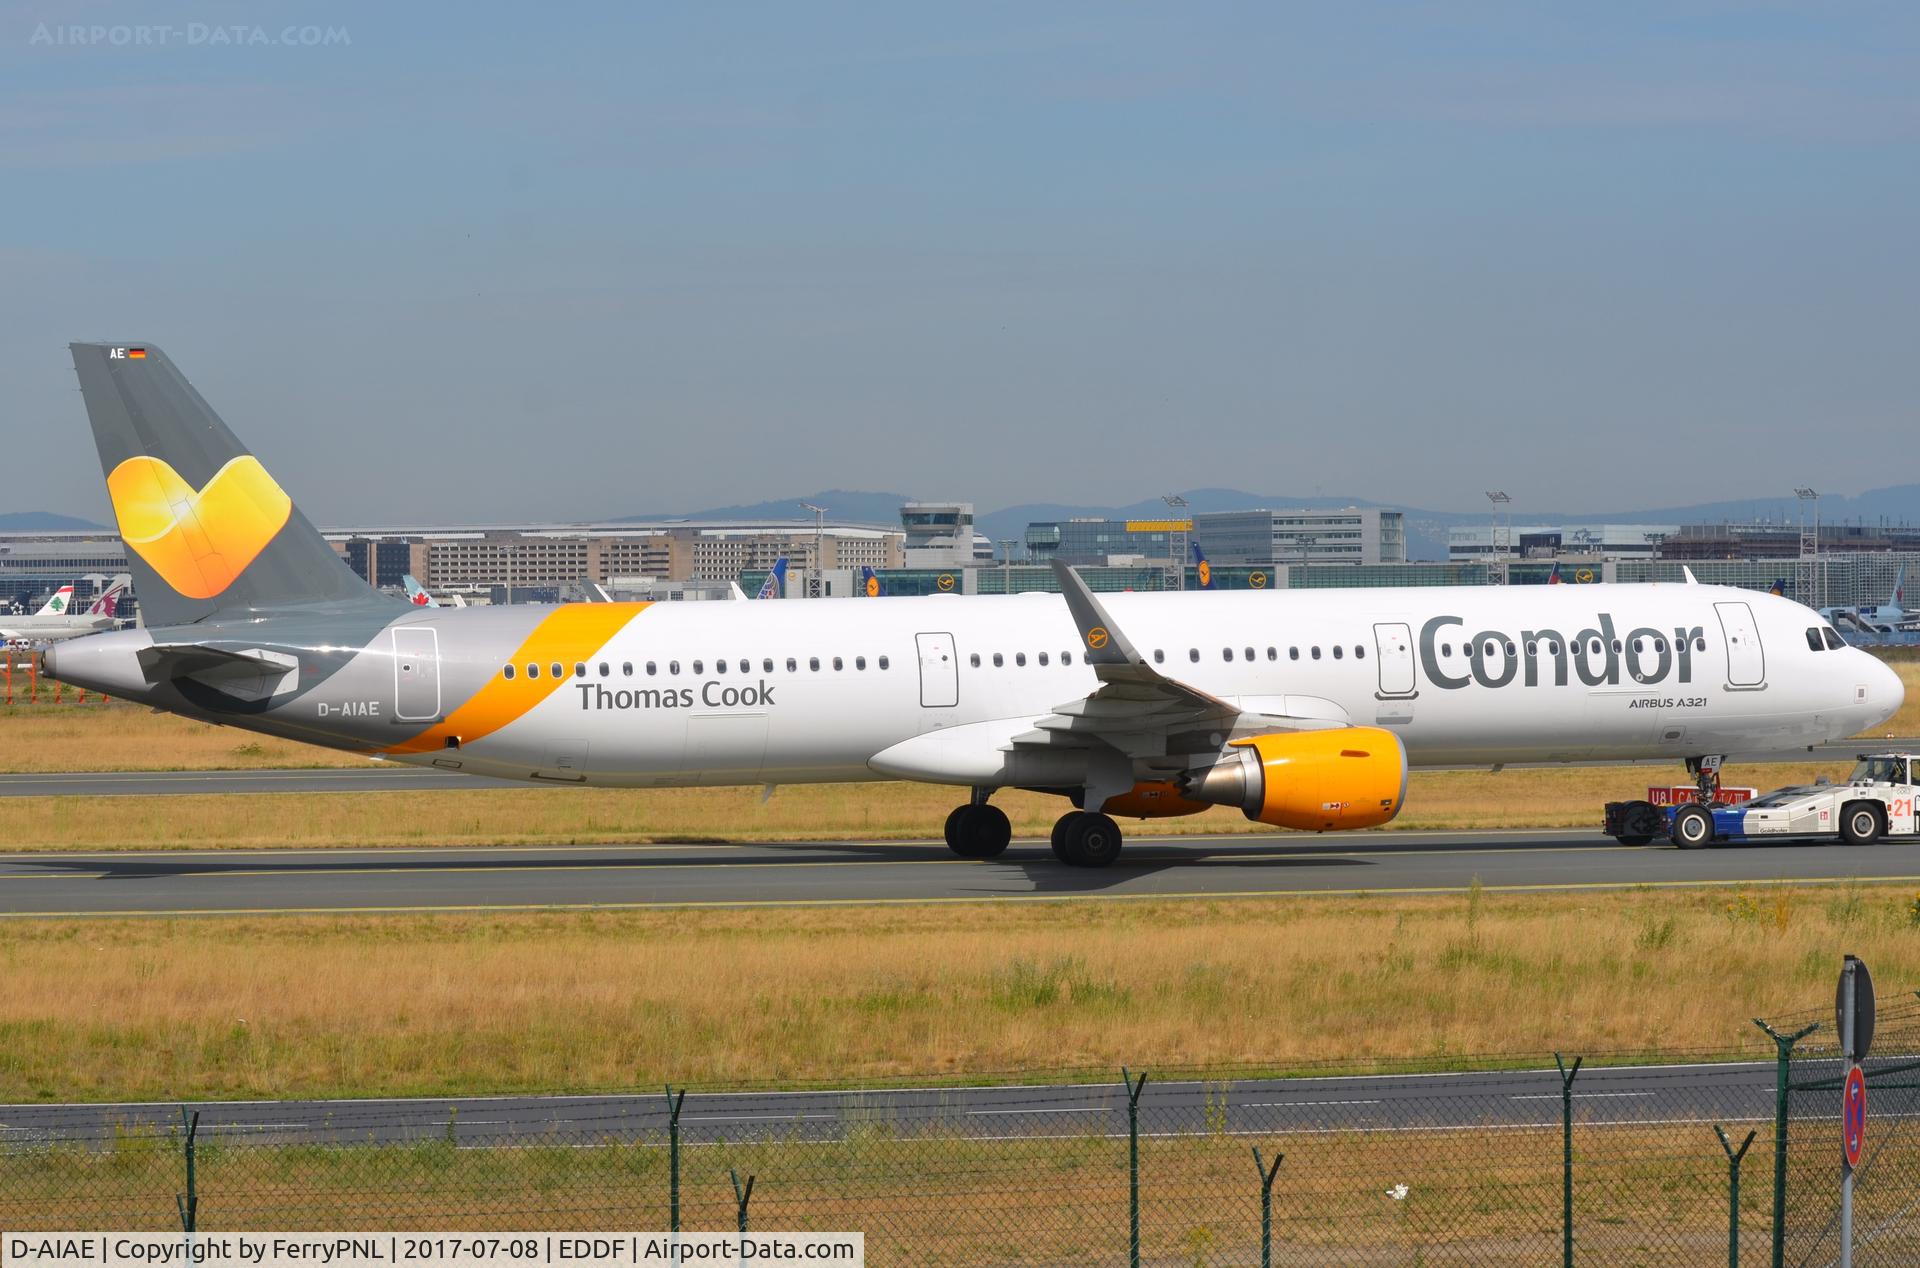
left=0, top=511, right=107, bottom=532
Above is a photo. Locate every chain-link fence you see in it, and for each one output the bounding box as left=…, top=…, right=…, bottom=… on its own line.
left=5, top=996, right=1917, bottom=1264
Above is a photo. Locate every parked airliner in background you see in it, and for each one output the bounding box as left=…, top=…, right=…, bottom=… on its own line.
left=1823, top=567, right=1908, bottom=636
left=1, top=575, right=130, bottom=645
left=45, top=343, right=1904, bottom=865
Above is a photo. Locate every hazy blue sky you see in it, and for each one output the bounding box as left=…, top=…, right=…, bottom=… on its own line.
left=4, top=2, right=1917, bottom=524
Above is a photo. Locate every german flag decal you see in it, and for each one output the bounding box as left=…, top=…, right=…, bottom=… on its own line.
left=127, top=348, right=147, bottom=359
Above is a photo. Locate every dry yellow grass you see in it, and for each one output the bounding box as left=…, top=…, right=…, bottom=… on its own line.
left=0, top=884, right=1911, bottom=1102
left=0, top=701, right=359, bottom=772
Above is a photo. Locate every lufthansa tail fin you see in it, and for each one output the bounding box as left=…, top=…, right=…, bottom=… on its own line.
left=858, top=564, right=884, bottom=597
left=1190, top=543, right=1217, bottom=590
left=69, top=342, right=392, bottom=626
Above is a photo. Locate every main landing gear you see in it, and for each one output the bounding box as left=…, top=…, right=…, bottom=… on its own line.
left=944, top=800, right=1011, bottom=859
left=1050, top=811, right=1123, bottom=868
left=940, top=794, right=1127, bottom=867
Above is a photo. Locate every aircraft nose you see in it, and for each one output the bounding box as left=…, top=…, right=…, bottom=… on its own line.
left=1867, top=654, right=1905, bottom=733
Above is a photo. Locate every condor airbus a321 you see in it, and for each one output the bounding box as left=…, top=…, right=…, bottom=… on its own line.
left=46, top=343, right=1904, bottom=865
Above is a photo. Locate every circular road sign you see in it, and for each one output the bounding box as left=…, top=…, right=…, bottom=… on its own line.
left=1837, top=957, right=1877, bottom=1062
left=1844, top=1065, right=1867, bottom=1169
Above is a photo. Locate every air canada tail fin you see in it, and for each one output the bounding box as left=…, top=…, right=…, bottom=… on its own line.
left=69, top=342, right=390, bottom=626
left=34, top=584, right=75, bottom=616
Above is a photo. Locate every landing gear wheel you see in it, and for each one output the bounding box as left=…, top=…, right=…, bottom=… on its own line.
left=1841, top=804, right=1883, bottom=846
left=1060, top=812, right=1124, bottom=867
left=1670, top=804, right=1714, bottom=850
left=1050, top=813, right=1079, bottom=862
left=944, top=804, right=1012, bottom=858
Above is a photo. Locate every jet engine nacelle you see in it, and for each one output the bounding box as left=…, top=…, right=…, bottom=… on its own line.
left=1178, top=727, right=1408, bottom=831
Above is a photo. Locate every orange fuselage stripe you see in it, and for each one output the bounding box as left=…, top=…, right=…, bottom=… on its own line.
left=385, top=603, right=651, bottom=755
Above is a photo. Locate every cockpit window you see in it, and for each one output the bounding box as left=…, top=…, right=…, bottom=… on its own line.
left=1850, top=756, right=1907, bottom=786
left=1806, top=628, right=1825, bottom=652
left=1823, top=627, right=1846, bottom=650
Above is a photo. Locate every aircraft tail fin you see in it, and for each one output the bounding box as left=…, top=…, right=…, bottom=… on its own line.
left=402, top=574, right=439, bottom=608
left=1191, top=543, right=1216, bottom=590
left=88, top=574, right=132, bottom=617
left=756, top=558, right=789, bottom=600
left=1891, top=565, right=1906, bottom=610
left=1768, top=578, right=1786, bottom=597
left=1546, top=562, right=1562, bottom=585
left=33, top=584, right=75, bottom=616
left=68, top=342, right=391, bottom=627
left=858, top=563, right=884, bottom=597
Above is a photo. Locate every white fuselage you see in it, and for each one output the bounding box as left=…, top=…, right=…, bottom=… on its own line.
left=407, top=583, right=1902, bottom=787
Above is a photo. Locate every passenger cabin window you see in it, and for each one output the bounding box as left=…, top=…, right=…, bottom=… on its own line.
left=527, top=663, right=540, bottom=679
left=646, top=661, right=657, bottom=676
left=503, top=664, right=515, bottom=680
left=598, top=662, right=610, bottom=677
left=692, top=660, right=704, bottom=674
left=622, top=662, right=633, bottom=677
left=1222, top=648, right=1234, bottom=662
left=715, top=658, right=727, bottom=674
left=1289, top=647, right=1299, bottom=660
left=738, top=659, right=749, bottom=674
left=764, top=658, right=774, bottom=673
left=855, top=656, right=866, bottom=670
left=832, top=656, right=844, bottom=671
left=1266, top=648, right=1277, bottom=661
left=574, top=663, right=586, bottom=679
left=1015, top=652, right=1026, bottom=667
left=1823, top=628, right=1845, bottom=650
left=1805, top=628, right=1824, bottom=652
left=786, top=658, right=797, bottom=672
left=1355, top=645, right=1366, bottom=659
left=878, top=655, right=890, bottom=670
left=1311, top=646, right=1322, bottom=660
left=970, top=653, right=980, bottom=667
left=1695, top=637, right=1707, bottom=652
left=1061, top=651, right=1073, bottom=665
left=809, top=657, right=820, bottom=671
left=993, top=653, right=1003, bottom=667
left=670, top=660, right=681, bottom=675
left=1332, top=645, right=1344, bottom=659
left=1153, top=650, right=1164, bottom=664
left=1038, top=652, right=1049, bottom=666
left=1189, top=649, right=1200, bottom=663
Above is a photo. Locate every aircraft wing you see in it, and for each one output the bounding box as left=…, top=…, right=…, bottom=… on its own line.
left=1033, top=562, right=1338, bottom=761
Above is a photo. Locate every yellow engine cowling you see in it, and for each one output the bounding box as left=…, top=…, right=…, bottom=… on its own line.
left=1094, top=780, right=1213, bottom=819
left=1179, top=727, right=1408, bottom=831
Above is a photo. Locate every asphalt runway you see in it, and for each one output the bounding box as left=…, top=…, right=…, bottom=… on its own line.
left=0, top=1061, right=1791, bottom=1148
left=4, top=830, right=1920, bottom=917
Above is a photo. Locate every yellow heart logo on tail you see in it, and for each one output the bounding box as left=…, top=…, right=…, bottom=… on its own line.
left=107, top=455, right=292, bottom=599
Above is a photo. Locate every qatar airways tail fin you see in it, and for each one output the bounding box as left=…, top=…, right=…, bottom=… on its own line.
left=87, top=575, right=132, bottom=617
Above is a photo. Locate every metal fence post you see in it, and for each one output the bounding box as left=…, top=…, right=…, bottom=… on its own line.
left=1716, top=1125, right=1757, bottom=1268
left=1252, top=1146, right=1283, bottom=1268
left=1554, top=1053, right=1582, bottom=1268
left=174, top=1108, right=200, bottom=1233
left=730, top=1169, right=755, bottom=1234
left=1122, top=1067, right=1148, bottom=1268
left=1753, top=1019, right=1818, bottom=1268
left=666, top=1086, right=686, bottom=1233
